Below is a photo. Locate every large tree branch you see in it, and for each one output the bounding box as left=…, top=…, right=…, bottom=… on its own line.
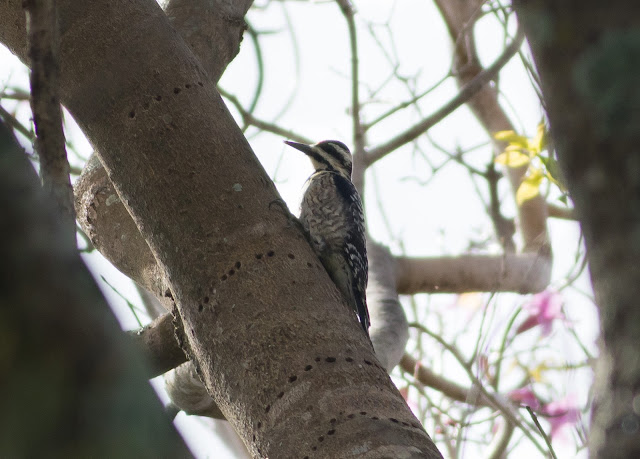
left=71, top=6, right=253, bottom=427
left=164, top=0, right=247, bottom=83
left=128, top=250, right=552, bottom=380
left=73, top=0, right=253, bottom=302
left=0, top=1, right=442, bottom=456
left=368, top=242, right=409, bottom=371
left=74, top=154, right=170, bottom=298
left=395, top=252, right=551, bottom=295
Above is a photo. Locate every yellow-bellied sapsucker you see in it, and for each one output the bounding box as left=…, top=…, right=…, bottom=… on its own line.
left=285, top=140, right=370, bottom=335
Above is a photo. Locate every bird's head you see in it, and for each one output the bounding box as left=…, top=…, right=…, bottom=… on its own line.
left=285, top=140, right=353, bottom=179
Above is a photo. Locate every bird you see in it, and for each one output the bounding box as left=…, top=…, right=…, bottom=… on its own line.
left=284, top=139, right=370, bottom=335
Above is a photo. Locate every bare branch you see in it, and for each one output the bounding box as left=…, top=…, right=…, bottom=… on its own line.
left=400, top=354, right=492, bottom=407
left=412, top=324, right=550, bottom=456
left=24, top=0, right=75, bottom=243
left=165, top=362, right=225, bottom=419
left=0, top=103, right=33, bottom=139
left=526, top=406, right=558, bottom=459
left=336, top=0, right=366, bottom=193
left=366, top=28, right=525, bottom=166
left=395, top=252, right=551, bottom=295
left=483, top=419, right=515, bottom=459
left=486, top=162, right=516, bottom=252
left=218, top=87, right=312, bottom=143
left=74, top=154, right=169, bottom=298
left=547, top=202, right=576, bottom=220
left=164, top=0, right=251, bottom=83
left=363, top=73, right=451, bottom=131
left=128, top=312, right=188, bottom=378
left=0, top=87, right=31, bottom=100
left=367, top=242, right=408, bottom=371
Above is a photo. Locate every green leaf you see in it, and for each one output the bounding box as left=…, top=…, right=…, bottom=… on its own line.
left=545, top=157, right=561, bottom=181
left=540, top=155, right=567, bottom=192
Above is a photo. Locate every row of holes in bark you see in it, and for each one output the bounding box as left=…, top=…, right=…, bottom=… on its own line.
left=199, top=251, right=321, bottom=312
left=262, top=357, right=383, bottom=416
left=220, top=260, right=243, bottom=282
left=217, top=251, right=319, bottom=283
left=252, top=355, right=391, bottom=449
left=300, top=413, right=422, bottom=458
left=128, top=81, right=204, bottom=118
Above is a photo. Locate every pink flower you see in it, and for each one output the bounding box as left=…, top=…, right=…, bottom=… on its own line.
left=508, top=387, right=540, bottom=410
left=541, top=396, right=580, bottom=439
left=516, top=290, right=565, bottom=336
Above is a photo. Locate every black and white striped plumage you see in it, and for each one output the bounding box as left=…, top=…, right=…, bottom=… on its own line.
left=285, top=140, right=370, bottom=335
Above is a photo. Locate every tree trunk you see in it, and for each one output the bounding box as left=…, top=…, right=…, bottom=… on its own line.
left=513, top=2, right=640, bottom=457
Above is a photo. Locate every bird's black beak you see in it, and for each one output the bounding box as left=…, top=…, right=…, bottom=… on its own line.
left=284, top=140, right=314, bottom=157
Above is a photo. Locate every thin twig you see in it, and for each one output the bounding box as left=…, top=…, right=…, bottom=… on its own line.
left=427, top=134, right=489, bottom=176
left=492, top=307, right=522, bottom=390
left=0, top=88, right=31, bottom=100
left=410, top=322, right=552, bottom=457
left=366, top=27, right=525, bottom=166
left=100, top=275, right=145, bottom=327
left=364, top=72, right=451, bottom=131
left=244, top=2, right=302, bottom=141
left=0, top=103, right=34, bottom=140
left=271, top=2, right=302, bottom=123
left=0, top=103, right=83, bottom=176
left=245, top=21, right=264, bottom=116
left=219, top=87, right=312, bottom=144
left=483, top=418, right=515, bottom=459
left=526, top=406, right=558, bottom=459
